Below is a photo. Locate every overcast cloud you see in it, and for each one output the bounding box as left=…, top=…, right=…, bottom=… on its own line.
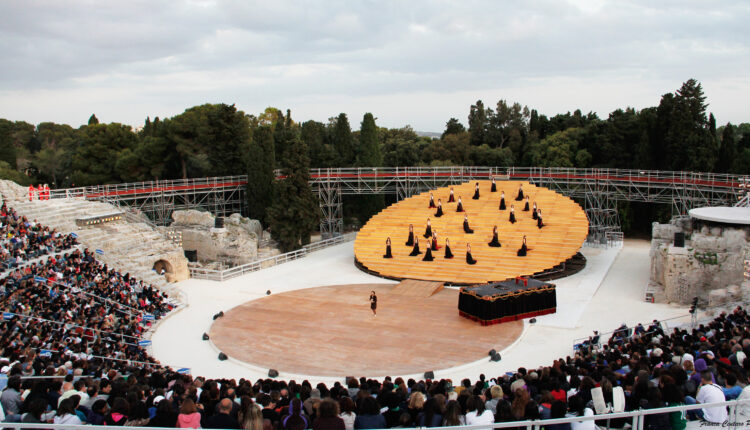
left=0, top=0, right=748, bottom=131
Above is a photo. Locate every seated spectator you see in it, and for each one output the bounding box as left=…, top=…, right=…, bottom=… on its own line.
left=354, top=397, right=385, bottom=429
left=313, top=399, right=345, bottom=430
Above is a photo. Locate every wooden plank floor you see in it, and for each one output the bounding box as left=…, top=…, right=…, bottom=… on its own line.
left=209, top=283, right=522, bottom=377
left=354, top=180, right=589, bottom=284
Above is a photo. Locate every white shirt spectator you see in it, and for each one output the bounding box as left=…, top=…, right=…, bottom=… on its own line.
left=465, top=409, right=494, bottom=429
left=696, top=383, right=727, bottom=423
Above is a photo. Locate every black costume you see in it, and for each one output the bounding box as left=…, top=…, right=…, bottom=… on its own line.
left=405, top=230, right=414, bottom=246
left=456, top=201, right=464, bottom=212
left=472, top=186, right=480, bottom=200
left=532, top=208, right=538, bottom=220
left=537, top=216, right=544, bottom=229
left=463, top=219, right=474, bottom=234
left=448, top=191, right=455, bottom=202
left=491, top=181, right=497, bottom=192
left=523, top=200, right=530, bottom=211
left=423, top=224, right=432, bottom=239
left=429, top=196, right=436, bottom=208
left=435, top=205, right=443, bottom=217
left=444, top=244, right=454, bottom=259
left=499, top=196, right=506, bottom=211
left=515, top=188, right=524, bottom=201
left=409, top=241, right=421, bottom=256
left=422, top=247, right=434, bottom=261
left=383, top=244, right=392, bottom=258
left=488, top=231, right=501, bottom=247
left=431, top=237, right=439, bottom=251
left=370, top=293, right=377, bottom=311
left=466, top=250, right=477, bottom=265
left=517, top=242, right=528, bottom=257
left=509, top=210, right=516, bottom=224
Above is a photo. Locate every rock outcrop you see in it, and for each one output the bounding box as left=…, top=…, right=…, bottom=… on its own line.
left=171, top=210, right=260, bottom=266
left=649, top=217, right=750, bottom=305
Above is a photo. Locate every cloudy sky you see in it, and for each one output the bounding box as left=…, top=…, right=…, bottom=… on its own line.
left=0, top=0, right=748, bottom=131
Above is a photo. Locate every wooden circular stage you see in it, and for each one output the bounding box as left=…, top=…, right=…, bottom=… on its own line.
left=209, top=283, right=522, bottom=377
left=355, top=180, right=588, bottom=284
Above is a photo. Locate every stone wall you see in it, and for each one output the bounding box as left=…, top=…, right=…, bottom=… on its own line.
left=171, top=210, right=261, bottom=266
left=649, top=217, right=750, bottom=305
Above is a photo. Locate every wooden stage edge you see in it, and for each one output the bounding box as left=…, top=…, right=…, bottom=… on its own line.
left=209, top=283, right=523, bottom=377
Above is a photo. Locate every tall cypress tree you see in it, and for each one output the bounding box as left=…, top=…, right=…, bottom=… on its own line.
left=245, top=126, right=275, bottom=224
left=267, top=134, right=319, bottom=252
left=354, top=113, right=385, bottom=222
left=333, top=113, right=354, bottom=166
left=468, top=100, right=487, bottom=146
left=717, top=123, right=736, bottom=173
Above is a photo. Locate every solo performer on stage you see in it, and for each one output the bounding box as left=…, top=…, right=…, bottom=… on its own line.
left=369, top=290, right=377, bottom=316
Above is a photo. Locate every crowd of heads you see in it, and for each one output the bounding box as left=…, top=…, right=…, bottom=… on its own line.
left=2, top=199, right=750, bottom=428
left=0, top=203, right=77, bottom=270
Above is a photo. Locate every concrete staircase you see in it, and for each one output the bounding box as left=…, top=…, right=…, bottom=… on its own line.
left=0, top=181, right=185, bottom=294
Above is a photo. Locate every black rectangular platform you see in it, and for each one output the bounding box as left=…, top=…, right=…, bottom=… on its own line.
left=458, top=278, right=557, bottom=325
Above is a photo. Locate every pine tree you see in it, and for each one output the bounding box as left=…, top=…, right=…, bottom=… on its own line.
left=267, top=135, right=319, bottom=252
left=245, top=126, right=276, bottom=224
left=88, top=114, right=99, bottom=125
left=468, top=100, right=487, bottom=146
left=357, top=113, right=381, bottom=166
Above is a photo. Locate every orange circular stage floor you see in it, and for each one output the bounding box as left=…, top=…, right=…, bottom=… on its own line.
left=209, top=283, right=523, bottom=377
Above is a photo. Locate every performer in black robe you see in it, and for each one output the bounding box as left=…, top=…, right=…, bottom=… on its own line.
left=431, top=230, right=440, bottom=251
left=422, top=246, right=434, bottom=261
left=423, top=218, right=432, bottom=238
left=456, top=196, right=464, bottom=212
left=532, top=202, right=538, bottom=220
left=490, top=177, right=497, bottom=192
left=488, top=225, right=501, bottom=247
left=428, top=193, right=436, bottom=208
left=463, top=214, right=474, bottom=234
left=537, top=210, right=544, bottom=229
left=448, top=187, right=455, bottom=203
left=466, top=243, right=477, bottom=265
left=515, top=183, right=524, bottom=201
left=434, top=199, right=443, bottom=217
left=405, top=224, right=414, bottom=246
left=523, top=196, right=530, bottom=212
left=509, top=205, right=517, bottom=224
left=517, top=235, right=528, bottom=257
left=444, top=238, right=454, bottom=259
left=409, top=237, right=422, bottom=256
left=499, top=191, right=506, bottom=210
left=472, top=182, right=480, bottom=200
left=383, top=237, right=393, bottom=258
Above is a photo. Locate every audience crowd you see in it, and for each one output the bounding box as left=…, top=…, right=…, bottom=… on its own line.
left=1, top=201, right=750, bottom=429
left=0, top=203, right=78, bottom=271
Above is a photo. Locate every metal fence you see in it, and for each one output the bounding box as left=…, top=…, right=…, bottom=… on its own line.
left=189, top=232, right=357, bottom=281
left=2, top=398, right=749, bottom=430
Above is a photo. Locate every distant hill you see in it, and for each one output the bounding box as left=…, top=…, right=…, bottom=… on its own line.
left=416, top=131, right=441, bottom=138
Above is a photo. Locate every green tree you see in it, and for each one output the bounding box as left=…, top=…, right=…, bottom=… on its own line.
left=357, top=113, right=381, bottom=166
left=245, top=126, right=276, bottom=223
left=71, top=122, right=137, bottom=185
left=468, top=100, right=487, bottom=146
left=441, top=118, right=465, bottom=138
left=267, top=136, right=319, bottom=252
left=301, top=120, right=336, bottom=167
left=332, top=113, right=354, bottom=166
left=88, top=114, right=99, bottom=125
left=717, top=123, right=736, bottom=173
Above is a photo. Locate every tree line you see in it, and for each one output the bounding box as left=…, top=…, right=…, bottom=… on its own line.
left=0, top=79, right=747, bottom=247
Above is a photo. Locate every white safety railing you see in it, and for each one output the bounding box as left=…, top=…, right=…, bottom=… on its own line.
left=2, top=398, right=749, bottom=430
left=189, top=232, right=357, bottom=282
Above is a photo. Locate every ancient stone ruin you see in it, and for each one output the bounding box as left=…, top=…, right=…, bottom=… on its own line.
left=171, top=210, right=262, bottom=266
left=649, top=216, right=750, bottom=306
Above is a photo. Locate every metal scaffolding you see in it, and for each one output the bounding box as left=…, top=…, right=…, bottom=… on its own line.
left=299, top=167, right=746, bottom=239
left=52, top=167, right=746, bottom=236
left=50, top=176, right=246, bottom=226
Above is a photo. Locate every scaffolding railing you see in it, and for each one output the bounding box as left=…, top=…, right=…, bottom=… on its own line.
left=50, top=176, right=247, bottom=226
left=189, top=232, right=357, bottom=281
